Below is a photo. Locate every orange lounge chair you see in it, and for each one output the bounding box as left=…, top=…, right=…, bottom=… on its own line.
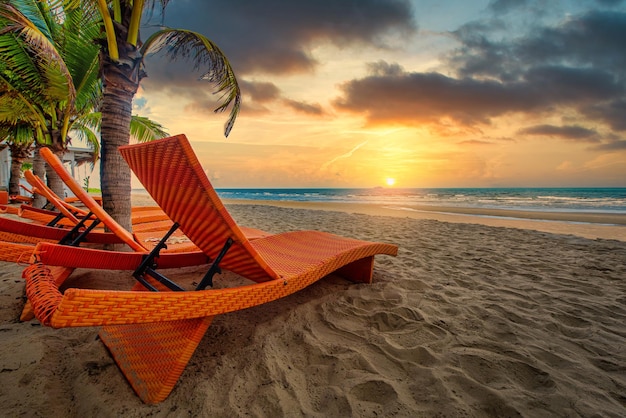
left=8, top=184, right=34, bottom=204
left=19, top=170, right=172, bottom=230
left=38, top=147, right=269, bottom=241
left=1, top=180, right=168, bottom=231
left=23, top=134, right=398, bottom=403
left=0, top=172, right=127, bottom=263
left=0, top=150, right=269, bottom=261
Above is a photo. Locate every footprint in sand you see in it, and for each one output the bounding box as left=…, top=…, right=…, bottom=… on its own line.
left=349, top=379, right=398, bottom=404
left=459, top=353, right=556, bottom=392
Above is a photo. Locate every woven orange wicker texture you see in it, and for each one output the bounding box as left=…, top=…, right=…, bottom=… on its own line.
left=40, top=148, right=147, bottom=252
left=120, top=135, right=398, bottom=282
left=0, top=204, right=20, bottom=215
left=1, top=204, right=60, bottom=222
left=120, top=135, right=280, bottom=283
left=23, top=134, right=397, bottom=404
left=0, top=229, right=55, bottom=245
left=16, top=208, right=76, bottom=227
left=0, top=240, right=40, bottom=263
left=0, top=215, right=124, bottom=244
left=99, top=317, right=213, bottom=404
left=26, top=227, right=397, bottom=326
left=32, top=242, right=210, bottom=271
left=25, top=170, right=87, bottom=222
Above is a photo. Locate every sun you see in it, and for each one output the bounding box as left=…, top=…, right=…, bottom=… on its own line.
left=385, top=177, right=396, bottom=187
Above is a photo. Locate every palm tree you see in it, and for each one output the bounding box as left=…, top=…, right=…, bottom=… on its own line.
left=1, top=0, right=169, bottom=209
left=91, top=0, right=241, bottom=231
left=0, top=0, right=101, bottom=202
left=0, top=124, right=32, bottom=196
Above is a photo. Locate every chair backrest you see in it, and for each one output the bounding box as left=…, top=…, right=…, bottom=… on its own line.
left=39, top=148, right=147, bottom=252
left=119, top=134, right=279, bottom=283
left=23, top=170, right=84, bottom=224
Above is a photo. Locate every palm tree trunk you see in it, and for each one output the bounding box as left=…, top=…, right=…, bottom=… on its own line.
left=9, top=157, right=23, bottom=196
left=100, top=68, right=139, bottom=234
left=45, top=133, right=68, bottom=205
left=32, top=147, right=46, bottom=208
left=45, top=151, right=66, bottom=201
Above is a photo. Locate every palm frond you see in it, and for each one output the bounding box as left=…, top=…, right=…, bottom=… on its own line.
left=0, top=121, right=36, bottom=146
left=68, top=118, right=100, bottom=163
left=0, top=0, right=76, bottom=108
left=60, top=5, right=102, bottom=113
left=129, top=114, right=169, bottom=143
left=0, top=0, right=53, bottom=40
left=75, top=111, right=101, bottom=132
left=94, top=0, right=119, bottom=61
left=141, top=28, right=241, bottom=137
left=0, top=71, right=47, bottom=127
left=0, top=29, right=49, bottom=103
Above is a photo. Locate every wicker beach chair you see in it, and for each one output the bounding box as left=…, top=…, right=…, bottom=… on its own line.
left=38, top=147, right=269, bottom=240
left=22, top=170, right=169, bottom=229
left=8, top=184, right=34, bottom=204
left=1, top=173, right=168, bottom=232
left=0, top=171, right=126, bottom=263
left=23, top=134, right=398, bottom=403
left=0, top=149, right=268, bottom=262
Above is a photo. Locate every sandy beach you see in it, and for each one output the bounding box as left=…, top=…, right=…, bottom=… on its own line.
left=1, top=199, right=625, bottom=417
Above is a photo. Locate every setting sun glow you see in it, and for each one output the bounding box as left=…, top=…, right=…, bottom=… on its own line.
left=386, top=178, right=396, bottom=187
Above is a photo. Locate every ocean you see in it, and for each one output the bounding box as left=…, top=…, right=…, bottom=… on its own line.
left=212, top=187, right=626, bottom=214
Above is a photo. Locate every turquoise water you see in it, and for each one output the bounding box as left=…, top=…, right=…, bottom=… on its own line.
left=212, top=187, right=626, bottom=214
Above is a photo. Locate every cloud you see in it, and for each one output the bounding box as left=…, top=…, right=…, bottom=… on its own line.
left=517, top=125, right=601, bottom=142
left=583, top=99, right=626, bottom=131
left=514, top=11, right=626, bottom=75
left=332, top=9, right=626, bottom=148
left=146, top=0, right=416, bottom=77
left=457, top=139, right=497, bottom=146
left=334, top=62, right=621, bottom=126
left=593, top=139, right=626, bottom=150
left=320, top=141, right=369, bottom=170
left=282, top=99, right=325, bottom=116
left=241, top=80, right=281, bottom=103
left=488, top=0, right=531, bottom=15
left=237, top=80, right=326, bottom=116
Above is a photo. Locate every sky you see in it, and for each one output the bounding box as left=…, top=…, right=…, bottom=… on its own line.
left=126, top=0, right=626, bottom=188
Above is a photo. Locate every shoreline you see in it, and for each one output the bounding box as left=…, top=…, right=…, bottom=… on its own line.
left=220, top=198, right=626, bottom=241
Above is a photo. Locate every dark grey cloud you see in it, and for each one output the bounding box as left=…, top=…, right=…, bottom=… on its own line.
left=282, top=99, right=325, bottom=116
left=333, top=61, right=622, bottom=126
left=239, top=80, right=326, bottom=116
left=334, top=65, right=527, bottom=126
left=517, top=125, right=601, bottom=142
left=451, top=10, right=626, bottom=81
left=515, top=11, right=626, bottom=76
left=334, top=8, right=626, bottom=150
left=166, top=77, right=326, bottom=118
left=240, top=80, right=280, bottom=103
left=146, top=0, right=416, bottom=77
left=594, top=139, right=626, bottom=150
left=139, top=0, right=415, bottom=122
left=583, top=99, right=626, bottom=131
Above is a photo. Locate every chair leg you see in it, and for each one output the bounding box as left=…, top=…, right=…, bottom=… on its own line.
left=99, top=316, right=214, bottom=404
left=335, top=256, right=375, bottom=284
